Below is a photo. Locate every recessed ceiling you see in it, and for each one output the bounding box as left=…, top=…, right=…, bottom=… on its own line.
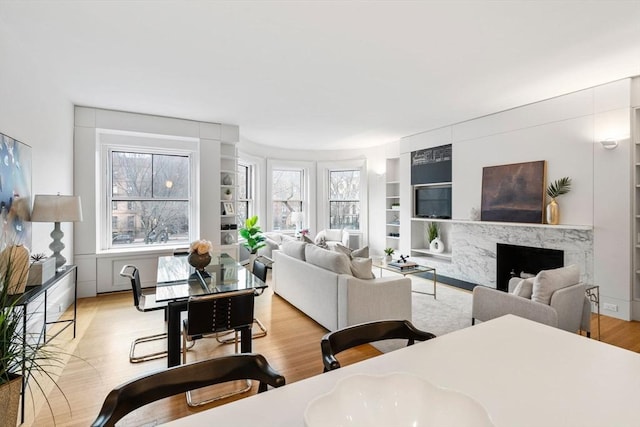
left=1, top=1, right=639, bottom=150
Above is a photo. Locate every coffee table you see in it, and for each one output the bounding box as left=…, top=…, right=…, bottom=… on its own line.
left=372, top=260, right=437, bottom=299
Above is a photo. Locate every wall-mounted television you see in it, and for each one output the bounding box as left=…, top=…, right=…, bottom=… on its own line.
left=414, top=185, right=452, bottom=219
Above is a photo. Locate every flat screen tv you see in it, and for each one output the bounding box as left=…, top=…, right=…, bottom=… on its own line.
left=414, top=186, right=451, bottom=219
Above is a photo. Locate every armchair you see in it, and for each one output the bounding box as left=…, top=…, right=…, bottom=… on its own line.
left=472, top=265, right=591, bottom=335
left=314, top=229, right=350, bottom=249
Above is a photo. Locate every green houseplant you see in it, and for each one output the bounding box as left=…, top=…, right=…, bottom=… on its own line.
left=427, top=222, right=439, bottom=243
left=0, top=249, right=67, bottom=427
left=383, top=248, right=394, bottom=262
left=239, top=215, right=266, bottom=255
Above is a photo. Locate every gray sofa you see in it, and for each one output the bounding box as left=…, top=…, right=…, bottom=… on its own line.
left=272, top=241, right=412, bottom=331
left=471, top=264, right=591, bottom=334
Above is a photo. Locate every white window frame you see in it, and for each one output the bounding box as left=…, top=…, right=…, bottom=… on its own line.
left=266, top=159, right=316, bottom=234
left=97, top=129, right=200, bottom=252
left=237, top=160, right=256, bottom=223
left=318, top=159, right=367, bottom=244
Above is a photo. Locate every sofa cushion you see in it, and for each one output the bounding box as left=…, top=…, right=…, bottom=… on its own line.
left=350, top=257, right=374, bottom=279
left=512, top=278, right=534, bottom=299
left=531, top=264, right=580, bottom=305
left=334, top=243, right=369, bottom=259
left=305, top=243, right=351, bottom=275
left=281, top=241, right=307, bottom=261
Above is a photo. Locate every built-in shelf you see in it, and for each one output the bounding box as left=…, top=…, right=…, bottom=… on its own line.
left=386, top=223, right=400, bottom=227
left=411, top=248, right=452, bottom=259
left=386, top=236, right=400, bottom=240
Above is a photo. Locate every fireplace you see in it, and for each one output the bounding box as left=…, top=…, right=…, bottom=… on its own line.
left=496, top=244, right=564, bottom=292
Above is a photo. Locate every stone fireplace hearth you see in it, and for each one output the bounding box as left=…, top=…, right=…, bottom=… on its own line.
left=421, top=221, right=593, bottom=289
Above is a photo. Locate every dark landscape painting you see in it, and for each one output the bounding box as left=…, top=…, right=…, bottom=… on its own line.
left=0, top=132, right=32, bottom=248
left=481, top=160, right=545, bottom=223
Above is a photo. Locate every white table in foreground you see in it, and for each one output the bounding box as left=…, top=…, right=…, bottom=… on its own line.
left=162, top=315, right=640, bottom=427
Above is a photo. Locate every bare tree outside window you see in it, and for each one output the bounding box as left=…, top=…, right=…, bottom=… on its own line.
left=329, top=170, right=360, bottom=230
left=110, top=151, right=190, bottom=246
left=272, top=169, right=303, bottom=230
left=237, top=162, right=253, bottom=223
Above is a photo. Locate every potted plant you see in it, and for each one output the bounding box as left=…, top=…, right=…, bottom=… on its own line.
left=383, top=248, right=394, bottom=263
left=0, top=252, right=67, bottom=427
left=239, top=215, right=266, bottom=268
left=546, top=177, right=572, bottom=225
left=224, top=188, right=233, bottom=200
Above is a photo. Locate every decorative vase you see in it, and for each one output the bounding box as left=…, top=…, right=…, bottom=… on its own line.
left=248, top=252, right=258, bottom=271
left=224, top=192, right=233, bottom=200
left=0, top=245, right=30, bottom=294
left=222, top=174, right=232, bottom=185
left=384, top=255, right=392, bottom=263
left=187, top=252, right=211, bottom=271
left=429, top=237, right=445, bottom=254
left=546, top=198, right=559, bottom=225
left=224, top=233, right=234, bottom=244
left=0, top=374, right=21, bottom=427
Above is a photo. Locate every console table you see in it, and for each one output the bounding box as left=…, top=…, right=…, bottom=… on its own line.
left=11, top=264, right=78, bottom=423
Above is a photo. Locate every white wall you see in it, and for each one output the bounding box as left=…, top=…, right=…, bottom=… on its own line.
left=399, top=79, right=633, bottom=320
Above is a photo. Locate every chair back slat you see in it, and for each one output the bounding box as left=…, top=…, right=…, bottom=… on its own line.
left=119, top=265, right=143, bottom=309
left=91, top=353, right=285, bottom=427
left=186, top=289, right=255, bottom=336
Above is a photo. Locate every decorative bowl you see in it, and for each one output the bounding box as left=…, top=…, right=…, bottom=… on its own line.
left=304, top=372, right=494, bottom=427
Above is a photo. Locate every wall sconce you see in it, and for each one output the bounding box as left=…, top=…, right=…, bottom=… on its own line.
left=600, top=139, right=618, bottom=150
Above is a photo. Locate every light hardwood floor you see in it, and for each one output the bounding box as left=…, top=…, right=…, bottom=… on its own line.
left=27, top=278, right=640, bottom=426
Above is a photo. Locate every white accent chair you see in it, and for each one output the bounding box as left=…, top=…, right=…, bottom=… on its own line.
left=471, top=264, right=591, bottom=336
left=314, top=229, right=350, bottom=249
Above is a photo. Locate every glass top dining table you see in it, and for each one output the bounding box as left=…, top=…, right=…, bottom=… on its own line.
left=155, top=253, right=268, bottom=302
left=156, top=253, right=268, bottom=367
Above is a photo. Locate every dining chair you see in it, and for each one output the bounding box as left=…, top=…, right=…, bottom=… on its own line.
left=320, top=319, right=436, bottom=372
left=182, top=289, right=256, bottom=406
left=90, top=353, right=286, bottom=427
left=119, top=265, right=168, bottom=363
left=217, top=259, right=268, bottom=345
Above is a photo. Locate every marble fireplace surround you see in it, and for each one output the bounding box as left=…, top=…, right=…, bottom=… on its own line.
left=432, top=220, right=593, bottom=289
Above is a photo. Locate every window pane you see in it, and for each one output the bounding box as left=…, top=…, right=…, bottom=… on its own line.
left=272, top=169, right=302, bottom=200
left=237, top=201, right=248, bottom=224
left=330, top=201, right=360, bottom=230
left=111, top=200, right=189, bottom=245
left=238, top=164, right=248, bottom=200
left=272, top=201, right=302, bottom=231
left=153, top=154, right=189, bottom=198
left=329, top=170, right=360, bottom=200
left=112, top=152, right=152, bottom=197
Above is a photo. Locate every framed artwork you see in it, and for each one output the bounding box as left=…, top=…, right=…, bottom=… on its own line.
left=0, top=132, right=32, bottom=248
left=481, top=160, right=546, bottom=223
left=223, top=202, right=234, bottom=215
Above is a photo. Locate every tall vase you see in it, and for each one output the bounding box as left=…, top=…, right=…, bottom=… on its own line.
left=546, top=198, right=559, bottom=225
left=0, top=244, right=30, bottom=294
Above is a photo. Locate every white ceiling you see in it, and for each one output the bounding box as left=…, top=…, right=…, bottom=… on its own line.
left=1, top=1, right=639, bottom=150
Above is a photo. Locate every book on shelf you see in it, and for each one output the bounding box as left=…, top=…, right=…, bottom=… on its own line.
left=387, top=261, right=418, bottom=270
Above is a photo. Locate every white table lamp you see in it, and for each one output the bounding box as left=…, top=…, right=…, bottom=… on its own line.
left=31, top=194, right=83, bottom=269
left=290, top=211, right=304, bottom=232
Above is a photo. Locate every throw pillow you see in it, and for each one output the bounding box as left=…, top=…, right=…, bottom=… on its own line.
left=350, top=257, right=374, bottom=279
left=531, top=264, right=580, bottom=305
left=305, top=243, right=351, bottom=275
left=512, top=278, right=534, bottom=299
left=316, top=236, right=329, bottom=250
left=302, top=234, right=315, bottom=245
left=334, top=243, right=369, bottom=260
left=281, top=240, right=307, bottom=261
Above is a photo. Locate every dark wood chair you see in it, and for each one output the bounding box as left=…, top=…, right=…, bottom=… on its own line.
left=91, top=353, right=285, bottom=427
left=182, top=289, right=256, bottom=406
left=320, top=319, right=436, bottom=372
left=119, top=265, right=168, bottom=363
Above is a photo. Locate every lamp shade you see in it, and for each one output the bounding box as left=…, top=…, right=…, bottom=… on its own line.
left=290, top=211, right=304, bottom=223
left=31, top=195, right=83, bottom=223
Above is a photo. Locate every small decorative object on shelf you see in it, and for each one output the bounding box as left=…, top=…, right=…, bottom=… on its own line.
left=224, top=233, right=234, bottom=245
left=224, top=188, right=233, bottom=200
left=222, top=174, right=232, bottom=185
left=545, top=177, right=572, bottom=225
left=391, top=203, right=400, bottom=210
left=0, top=245, right=30, bottom=295
left=188, top=239, right=212, bottom=272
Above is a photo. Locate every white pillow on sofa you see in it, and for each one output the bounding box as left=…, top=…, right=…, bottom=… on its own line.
left=531, top=264, right=580, bottom=305
left=512, top=278, right=534, bottom=299
left=334, top=243, right=369, bottom=259
left=350, top=257, right=374, bottom=279
left=305, top=243, right=351, bottom=275
left=282, top=241, right=307, bottom=261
